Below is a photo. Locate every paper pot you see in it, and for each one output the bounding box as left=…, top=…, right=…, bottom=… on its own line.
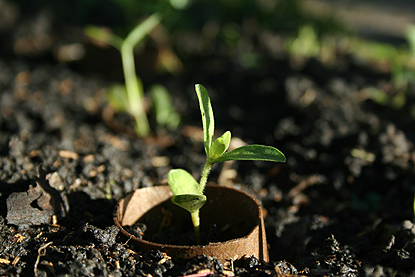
left=113, top=185, right=268, bottom=265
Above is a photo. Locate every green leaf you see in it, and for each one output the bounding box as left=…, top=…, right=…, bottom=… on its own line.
left=171, top=194, right=207, bottom=213
left=211, top=145, right=286, bottom=163
left=167, top=169, right=199, bottom=196
left=195, top=84, right=215, bottom=157
left=150, top=84, right=181, bottom=130
left=107, top=83, right=129, bottom=112
left=84, top=25, right=123, bottom=49
left=209, top=131, right=231, bottom=162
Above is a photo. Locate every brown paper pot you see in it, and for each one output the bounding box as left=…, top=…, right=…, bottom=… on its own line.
left=113, top=185, right=268, bottom=265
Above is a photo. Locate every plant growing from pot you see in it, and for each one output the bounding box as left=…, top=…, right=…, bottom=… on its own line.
left=167, top=84, right=286, bottom=244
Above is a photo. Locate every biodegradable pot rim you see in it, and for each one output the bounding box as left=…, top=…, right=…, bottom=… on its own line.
left=113, top=185, right=268, bottom=264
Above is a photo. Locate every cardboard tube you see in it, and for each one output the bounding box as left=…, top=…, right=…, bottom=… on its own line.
left=114, top=185, right=268, bottom=265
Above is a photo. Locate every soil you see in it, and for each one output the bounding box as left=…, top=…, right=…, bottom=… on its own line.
left=2, top=2, right=415, bottom=277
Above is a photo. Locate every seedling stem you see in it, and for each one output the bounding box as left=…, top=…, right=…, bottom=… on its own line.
left=198, top=161, right=212, bottom=195
left=191, top=211, right=201, bottom=244
left=121, top=13, right=161, bottom=137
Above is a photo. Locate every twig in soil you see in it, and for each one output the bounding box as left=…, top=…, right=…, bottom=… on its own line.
left=182, top=269, right=214, bottom=277
left=122, top=234, right=134, bottom=247
left=34, top=241, right=53, bottom=277
left=0, top=258, right=11, bottom=265
left=287, top=174, right=326, bottom=199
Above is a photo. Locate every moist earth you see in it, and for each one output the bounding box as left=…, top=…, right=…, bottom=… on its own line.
left=1, top=3, right=415, bottom=277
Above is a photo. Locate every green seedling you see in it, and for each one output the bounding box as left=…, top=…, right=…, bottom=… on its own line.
left=168, top=84, right=286, bottom=244
left=86, top=13, right=162, bottom=137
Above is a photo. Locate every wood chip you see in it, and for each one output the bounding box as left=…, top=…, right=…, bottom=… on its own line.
left=14, top=233, right=26, bottom=243
left=83, top=154, right=95, bottom=163
left=0, top=258, right=10, bottom=264
left=89, top=169, right=97, bottom=178
left=59, top=150, right=79, bottom=160
left=185, top=269, right=213, bottom=277
left=28, top=150, right=42, bottom=158
left=109, top=136, right=129, bottom=151
left=59, top=79, right=73, bottom=95
left=150, top=156, right=170, bottom=167
left=12, top=256, right=20, bottom=266
left=97, top=164, right=106, bottom=172
left=223, top=270, right=235, bottom=276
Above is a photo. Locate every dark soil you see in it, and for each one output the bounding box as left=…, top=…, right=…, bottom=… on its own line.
left=2, top=2, right=415, bottom=277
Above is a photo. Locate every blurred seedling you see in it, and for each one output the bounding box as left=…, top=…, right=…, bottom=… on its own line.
left=86, top=13, right=180, bottom=136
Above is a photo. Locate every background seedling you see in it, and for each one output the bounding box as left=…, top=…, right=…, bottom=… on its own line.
left=86, top=13, right=180, bottom=137
left=168, top=84, right=286, bottom=244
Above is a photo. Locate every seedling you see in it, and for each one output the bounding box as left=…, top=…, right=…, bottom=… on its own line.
left=86, top=13, right=162, bottom=137
left=168, top=84, right=286, bottom=244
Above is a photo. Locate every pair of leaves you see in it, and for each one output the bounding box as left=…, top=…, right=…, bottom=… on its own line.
left=168, top=169, right=206, bottom=213
left=195, top=84, right=286, bottom=164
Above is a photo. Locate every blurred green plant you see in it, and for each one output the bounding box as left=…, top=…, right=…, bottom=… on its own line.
left=413, top=195, right=415, bottom=218
left=286, top=24, right=320, bottom=58
left=285, top=21, right=415, bottom=110
left=349, top=29, right=415, bottom=109
left=406, top=24, right=415, bottom=55
left=86, top=13, right=180, bottom=136
left=150, top=85, right=181, bottom=130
